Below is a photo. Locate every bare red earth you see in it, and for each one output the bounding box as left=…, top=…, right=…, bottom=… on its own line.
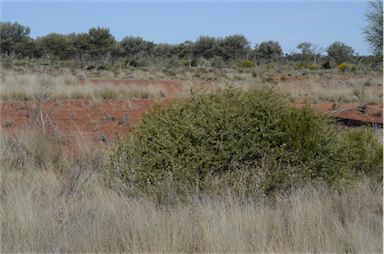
left=1, top=79, right=382, bottom=148
left=0, top=99, right=161, bottom=143
left=294, top=103, right=383, bottom=126
left=1, top=99, right=381, bottom=142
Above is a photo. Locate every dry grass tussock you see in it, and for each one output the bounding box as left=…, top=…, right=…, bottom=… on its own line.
left=0, top=71, right=165, bottom=101
left=0, top=131, right=382, bottom=253
left=280, top=78, right=382, bottom=104
left=242, top=76, right=383, bottom=104
left=1, top=169, right=382, bottom=253
left=1, top=69, right=382, bottom=104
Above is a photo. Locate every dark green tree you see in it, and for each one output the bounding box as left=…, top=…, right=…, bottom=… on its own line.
left=73, top=33, right=91, bottom=61
left=192, top=36, right=219, bottom=59
left=120, top=36, right=154, bottom=57
left=0, top=22, right=31, bottom=56
left=255, top=40, right=283, bottom=61
left=36, top=33, right=75, bottom=60
left=87, top=27, right=116, bottom=60
left=326, top=41, right=355, bottom=65
left=152, top=43, right=175, bottom=58
left=218, top=35, right=251, bottom=61
left=363, top=0, right=383, bottom=57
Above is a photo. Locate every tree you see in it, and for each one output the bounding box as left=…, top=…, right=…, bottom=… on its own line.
left=297, top=42, right=313, bottom=62
left=218, top=35, right=251, bottom=61
left=0, top=22, right=31, bottom=56
left=87, top=27, right=116, bottom=61
left=36, top=33, right=75, bottom=60
left=255, top=40, right=283, bottom=61
left=17, top=38, right=39, bottom=58
left=297, top=42, right=323, bottom=64
left=73, top=33, right=91, bottom=61
left=152, top=43, right=175, bottom=58
left=326, top=41, right=355, bottom=64
left=363, top=0, right=383, bottom=57
left=120, top=36, right=154, bottom=57
left=192, top=36, right=219, bottom=59
left=175, top=40, right=194, bottom=66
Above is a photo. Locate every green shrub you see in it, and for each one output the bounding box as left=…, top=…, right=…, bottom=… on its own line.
left=341, top=128, right=383, bottom=180
left=338, top=62, right=355, bottom=72
left=238, top=60, right=255, bottom=68
left=308, top=63, right=321, bottom=70
left=107, top=88, right=382, bottom=200
left=13, top=59, right=28, bottom=67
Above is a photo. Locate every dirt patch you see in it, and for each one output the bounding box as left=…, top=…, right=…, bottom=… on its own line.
left=1, top=78, right=382, bottom=148
left=0, top=99, right=161, bottom=143
left=2, top=99, right=381, bottom=142
left=294, top=103, right=383, bottom=127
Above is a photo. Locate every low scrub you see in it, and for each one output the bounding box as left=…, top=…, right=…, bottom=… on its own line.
left=238, top=60, right=255, bottom=68
left=108, top=88, right=382, bottom=200
left=338, top=62, right=356, bottom=72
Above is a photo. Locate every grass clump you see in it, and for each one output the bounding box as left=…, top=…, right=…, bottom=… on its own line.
left=108, top=88, right=382, bottom=200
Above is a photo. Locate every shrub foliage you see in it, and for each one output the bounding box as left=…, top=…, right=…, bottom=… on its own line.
left=108, top=88, right=382, bottom=199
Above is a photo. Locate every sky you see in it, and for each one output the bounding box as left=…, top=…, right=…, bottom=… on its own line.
left=0, top=0, right=373, bottom=55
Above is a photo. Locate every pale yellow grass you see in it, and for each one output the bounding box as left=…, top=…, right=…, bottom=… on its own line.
left=0, top=72, right=165, bottom=101
left=0, top=125, right=383, bottom=253
left=270, top=76, right=383, bottom=104
left=1, top=69, right=382, bottom=104
left=202, top=70, right=382, bottom=104
left=1, top=168, right=381, bottom=253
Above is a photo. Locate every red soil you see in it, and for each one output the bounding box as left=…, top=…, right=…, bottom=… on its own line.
left=0, top=99, right=159, bottom=143
left=1, top=79, right=382, bottom=147
left=294, top=103, right=383, bottom=126
left=1, top=99, right=381, bottom=143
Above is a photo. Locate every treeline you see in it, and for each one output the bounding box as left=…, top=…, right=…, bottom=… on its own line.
left=0, top=21, right=377, bottom=69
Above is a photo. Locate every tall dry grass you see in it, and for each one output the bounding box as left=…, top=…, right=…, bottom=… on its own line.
left=0, top=71, right=165, bottom=101
left=2, top=69, right=382, bottom=104
left=0, top=131, right=382, bottom=253
left=272, top=76, right=383, bottom=104
left=1, top=168, right=382, bottom=253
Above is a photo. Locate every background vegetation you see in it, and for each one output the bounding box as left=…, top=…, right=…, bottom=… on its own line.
left=1, top=14, right=382, bottom=72
left=0, top=0, right=382, bottom=251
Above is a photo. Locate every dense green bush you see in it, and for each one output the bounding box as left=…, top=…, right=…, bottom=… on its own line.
left=341, top=128, right=383, bottom=180
left=107, top=88, right=382, bottom=200
left=308, top=63, right=321, bottom=70
left=238, top=60, right=255, bottom=68
left=337, top=62, right=356, bottom=73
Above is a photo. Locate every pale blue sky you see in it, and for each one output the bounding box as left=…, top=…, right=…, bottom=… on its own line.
left=1, top=0, right=372, bottom=55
